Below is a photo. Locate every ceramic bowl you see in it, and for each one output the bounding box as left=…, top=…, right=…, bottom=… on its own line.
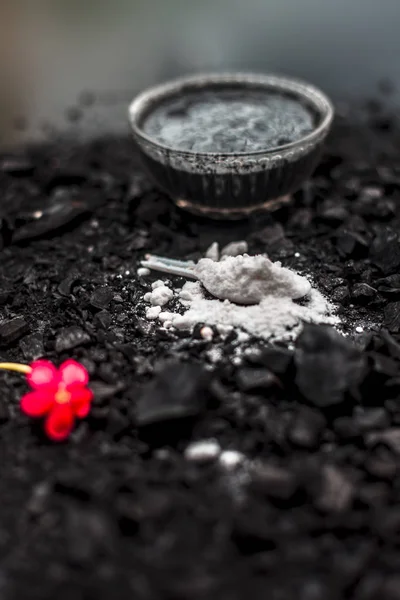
left=129, top=72, right=334, bottom=218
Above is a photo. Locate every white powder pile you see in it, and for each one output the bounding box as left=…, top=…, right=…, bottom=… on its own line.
left=194, top=255, right=311, bottom=305
left=142, top=252, right=339, bottom=343
left=169, top=280, right=337, bottom=343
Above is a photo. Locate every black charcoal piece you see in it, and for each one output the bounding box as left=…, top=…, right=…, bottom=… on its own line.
left=90, top=286, right=114, bottom=310
left=136, top=363, right=208, bottom=425
left=13, top=190, right=91, bottom=243
left=315, top=465, right=354, bottom=513
left=55, top=326, right=91, bottom=353
left=19, top=333, right=45, bottom=361
left=294, top=324, right=366, bottom=406
left=351, top=283, right=377, bottom=303
left=250, top=463, right=297, bottom=500
left=236, top=368, right=278, bottom=392
left=288, top=407, right=326, bottom=448
left=0, top=317, right=29, bottom=346
left=370, top=231, right=400, bottom=275
left=383, top=302, right=400, bottom=332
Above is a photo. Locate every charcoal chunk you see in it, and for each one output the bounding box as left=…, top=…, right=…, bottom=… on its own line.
left=0, top=398, right=9, bottom=424
left=136, top=363, right=208, bottom=426
left=236, top=368, right=278, bottom=392
left=353, top=408, right=389, bottom=431
left=66, top=506, right=115, bottom=566
left=251, top=346, right=293, bottom=374
left=13, top=189, right=91, bottom=243
left=0, top=155, right=34, bottom=176
left=367, top=428, right=400, bottom=454
left=57, top=270, right=81, bottom=297
left=250, top=463, right=297, bottom=501
left=90, top=286, right=114, bottom=310
left=315, top=465, right=354, bottom=513
left=0, top=317, right=29, bottom=346
left=55, top=326, right=91, bottom=353
left=384, top=302, right=400, bottom=333
left=288, top=407, right=326, bottom=448
left=0, top=290, right=11, bottom=305
left=295, top=324, right=366, bottom=406
left=19, top=332, right=45, bottom=361
left=351, top=283, right=377, bottom=303
left=370, top=231, right=400, bottom=275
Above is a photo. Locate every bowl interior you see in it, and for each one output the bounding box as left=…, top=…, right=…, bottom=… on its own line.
left=129, top=74, right=334, bottom=157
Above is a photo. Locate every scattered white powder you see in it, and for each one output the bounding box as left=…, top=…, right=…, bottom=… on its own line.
left=193, top=255, right=311, bottom=305
left=169, top=280, right=338, bottom=343
left=221, top=240, right=249, bottom=258
left=205, top=242, right=219, bottom=261
left=184, top=439, right=221, bottom=462
left=142, top=251, right=339, bottom=344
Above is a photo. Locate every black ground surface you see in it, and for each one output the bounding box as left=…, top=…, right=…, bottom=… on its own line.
left=1, top=102, right=400, bottom=600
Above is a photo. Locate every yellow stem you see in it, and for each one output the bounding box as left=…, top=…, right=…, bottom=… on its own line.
left=0, top=362, right=32, bottom=375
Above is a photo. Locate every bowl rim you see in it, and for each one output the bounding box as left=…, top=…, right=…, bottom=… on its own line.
left=129, top=71, right=334, bottom=159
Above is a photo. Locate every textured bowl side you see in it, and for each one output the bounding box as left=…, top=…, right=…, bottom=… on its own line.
left=134, top=141, right=324, bottom=211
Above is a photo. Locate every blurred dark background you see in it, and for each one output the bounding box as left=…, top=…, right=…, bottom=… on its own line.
left=1, top=0, right=399, bottom=145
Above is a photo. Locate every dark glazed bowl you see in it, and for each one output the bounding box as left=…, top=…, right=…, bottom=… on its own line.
left=129, top=73, right=334, bottom=219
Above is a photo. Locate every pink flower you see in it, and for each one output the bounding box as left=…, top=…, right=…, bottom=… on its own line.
left=21, top=359, right=93, bottom=441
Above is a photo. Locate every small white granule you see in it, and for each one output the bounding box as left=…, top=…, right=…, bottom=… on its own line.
left=205, top=242, right=220, bottom=261
left=200, top=326, right=214, bottom=341
left=184, top=439, right=221, bottom=462
left=137, top=267, right=150, bottom=277
left=152, top=280, right=166, bottom=290
left=143, top=292, right=152, bottom=302
left=235, top=330, right=250, bottom=344
left=219, top=450, right=246, bottom=469
left=221, top=240, right=249, bottom=257
left=356, top=326, right=363, bottom=333
left=149, top=286, right=174, bottom=307
left=194, top=255, right=311, bottom=305
left=146, top=306, right=162, bottom=320
left=206, top=347, right=223, bottom=364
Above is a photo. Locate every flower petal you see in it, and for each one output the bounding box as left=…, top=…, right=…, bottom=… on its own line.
left=27, top=361, right=58, bottom=389
left=21, top=390, right=54, bottom=417
left=70, top=386, right=93, bottom=418
left=59, top=360, right=89, bottom=387
left=45, top=404, right=74, bottom=441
